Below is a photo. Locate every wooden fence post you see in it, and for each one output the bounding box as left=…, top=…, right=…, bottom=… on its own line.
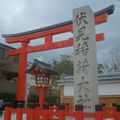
left=116, top=105, right=120, bottom=120
left=75, top=105, right=83, bottom=120
left=4, top=107, right=12, bottom=120
left=43, top=103, right=50, bottom=120
left=58, top=104, right=65, bottom=120
left=27, top=109, right=34, bottom=120
left=95, top=104, right=103, bottom=120
left=16, top=108, right=22, bottom=120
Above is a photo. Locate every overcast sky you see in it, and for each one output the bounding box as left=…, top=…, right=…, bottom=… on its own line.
left=0, top=0, right=120, bottom=64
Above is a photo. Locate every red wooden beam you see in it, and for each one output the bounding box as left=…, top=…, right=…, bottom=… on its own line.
left=95, top=13, right=108, bottom=25
left=7, top=49, right=21, bottom=56
left=7, top=33, right=104, bottom=56
left=96, top=33, right=104, bottom=42
left=26, top=33, right=104, bottom=53
left=5, top=24, right=72, bottom=43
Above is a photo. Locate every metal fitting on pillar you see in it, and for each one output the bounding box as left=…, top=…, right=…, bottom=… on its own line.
left=58, top=103, right=65, bottom=110
left=75, top=104, right=83, bottom=111
left=95, top=104, right=102, bottom=111
left=43, top=103, right=49, bottom=109
left=116, top=105, right=120, bottom=112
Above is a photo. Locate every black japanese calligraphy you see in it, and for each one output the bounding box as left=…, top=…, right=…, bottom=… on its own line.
left=76, top=59, right=89, bottom=74
left=74, top=6, right=98, bottom=112
left=74, top=12, right=88, bottom=26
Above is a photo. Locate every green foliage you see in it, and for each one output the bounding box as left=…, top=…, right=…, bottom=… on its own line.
left=45, top=95, right=60, bottom=104
left=0, top=93, right=15, bottom=100
left=52, top=54, right=116, bottom=80
left=28, top=95, right=39, bottom=102
left=27, top=95, right=59, bottom=105
left=52, top=54, right=73, bottom=80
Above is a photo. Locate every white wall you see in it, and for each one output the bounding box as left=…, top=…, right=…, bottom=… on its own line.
left=98, top=83, right=120, bottom=95
left=64, top=82, right=120, bottom=96
left=64, top=85, right=74, bottom=96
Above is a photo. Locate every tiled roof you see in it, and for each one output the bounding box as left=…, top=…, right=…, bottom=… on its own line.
left=27, top=59, right=58, bottom=75
left=54, top=72, right=120, bottom=84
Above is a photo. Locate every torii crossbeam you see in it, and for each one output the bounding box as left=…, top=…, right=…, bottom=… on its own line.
left=2, top=5, right=114, bottom=105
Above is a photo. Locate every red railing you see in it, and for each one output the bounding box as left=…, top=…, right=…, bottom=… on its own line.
left=4, top=105, right=120, bottom=120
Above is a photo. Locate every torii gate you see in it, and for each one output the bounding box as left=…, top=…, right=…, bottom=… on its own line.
left=2, top=5, right=114, bottom=105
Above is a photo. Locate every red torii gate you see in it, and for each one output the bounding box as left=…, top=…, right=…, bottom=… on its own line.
left=2, top=5, right=114, bottom=105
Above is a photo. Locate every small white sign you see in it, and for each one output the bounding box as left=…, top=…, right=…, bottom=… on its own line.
left=73, top=6, right=99, bottom=112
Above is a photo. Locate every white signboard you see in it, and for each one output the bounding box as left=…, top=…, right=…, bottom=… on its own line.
left=73, top=6, right=98, bottom=112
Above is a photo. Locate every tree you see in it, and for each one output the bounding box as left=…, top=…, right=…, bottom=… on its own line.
left=111, top=53, right=120, bottom=72
left=52, top=54, right=73, bottom=80
left=52, top=52, right=120, bottom=81
left=103, top=53, right=120, bottom=73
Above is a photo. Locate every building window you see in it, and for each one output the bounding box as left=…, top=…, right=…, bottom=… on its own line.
left=0, top=48, right=4, bottom=58
left=4, top=49, right=8, bottom=59
left=14, top=55, right=19, bottom=63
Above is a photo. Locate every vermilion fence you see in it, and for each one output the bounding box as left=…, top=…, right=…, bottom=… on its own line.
left=4, top=104, right=120, bottom=120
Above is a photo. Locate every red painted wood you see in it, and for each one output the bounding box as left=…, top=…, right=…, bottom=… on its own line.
left=7, top=33, right=104, bottom=56
left=37, top=87, right=45, bottom=108
left=95, top=13, right=108, bottom=25
left=16, top=42, right=28, bottom=100
left=4, top=106, right=119, bottom=120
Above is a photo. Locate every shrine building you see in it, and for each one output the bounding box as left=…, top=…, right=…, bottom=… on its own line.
left=54, top=73, right=120, bottom=107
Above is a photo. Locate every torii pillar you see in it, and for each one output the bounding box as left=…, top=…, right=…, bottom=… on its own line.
left=16, top=41, right=28, bottom=102
left=2, top=5, right=114, bottom=107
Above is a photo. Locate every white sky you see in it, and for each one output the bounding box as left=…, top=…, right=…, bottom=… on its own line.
left=0, top=0, right=120, bottom=64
